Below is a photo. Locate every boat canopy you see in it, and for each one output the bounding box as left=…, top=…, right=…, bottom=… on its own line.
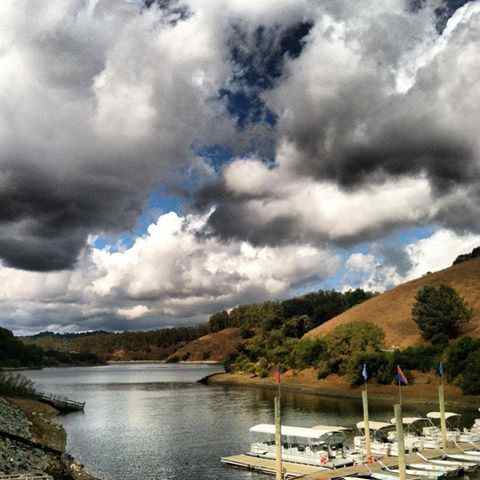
left=389, top=417, right=428, bottom=425
left=427, top=412, right=461, bottom=420
left=249, top=424, right=340, bottom=439
left=311, top=425, right=348, bottom=433
left=356, top=421, right=391, bottom=431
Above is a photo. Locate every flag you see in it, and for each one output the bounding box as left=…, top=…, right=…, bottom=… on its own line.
left=438, top=362, right=444, bottom=377
left=274, top=366, right=281, bottom=384
left=396, top=365, right=408, bottom=385
left=362, top=363, right=368, bottom=382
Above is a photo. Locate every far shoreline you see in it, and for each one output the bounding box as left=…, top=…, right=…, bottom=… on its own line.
left=107, top=360, right=223, bottom=365
left=202, top=371, right=480, bottom=410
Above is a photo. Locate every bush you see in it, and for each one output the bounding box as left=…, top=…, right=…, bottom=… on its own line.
left=291, top=338, right=327, bottom=370
left=395, top=345, right=441, bottom=373
left=326, top=321, right=385, bottom=375
left=317, top=360, right=331, bottom=379
left=445, top=336, right=480, bottom=382
left=0, top=372, right=36, bottom=397
left=459, top=350, right=480, bottom=395
left=412, top=285, right=473, bottom=344
left=348, top=351, right=392, bottom=385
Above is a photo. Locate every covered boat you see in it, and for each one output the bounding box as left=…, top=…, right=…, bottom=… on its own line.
left=248, top=423, right=353, bottom=467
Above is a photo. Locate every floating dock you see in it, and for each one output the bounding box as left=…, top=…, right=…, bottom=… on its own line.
left=222, top=446, right=477, bottom=480
left=221, top=454, right=325, bottom=478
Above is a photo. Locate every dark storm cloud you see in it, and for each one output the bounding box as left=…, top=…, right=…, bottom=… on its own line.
left=291, top=119, right=477, bottom=192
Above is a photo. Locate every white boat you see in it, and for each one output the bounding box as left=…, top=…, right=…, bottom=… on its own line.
left=355, top=420, right=421, bottom=458
left=425, top=412, right=480, bottom=444
left=248, top=423, right=354, bottom=468
left=407, top=463, right=457, bottom=473
left=446, top=453, right=480, bottom=464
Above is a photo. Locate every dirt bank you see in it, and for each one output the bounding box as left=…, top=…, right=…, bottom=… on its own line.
left=203, top=370, right=480, bottom=409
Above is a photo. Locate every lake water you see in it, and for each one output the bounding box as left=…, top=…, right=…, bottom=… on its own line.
left=23, top=364, right=480, bottom=480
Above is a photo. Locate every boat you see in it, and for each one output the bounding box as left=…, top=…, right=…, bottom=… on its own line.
left=248, top=423, right=354, bottom=468
left=354, top=420, right=420, bottom=457
left=425, top=412, right=480, bottom=444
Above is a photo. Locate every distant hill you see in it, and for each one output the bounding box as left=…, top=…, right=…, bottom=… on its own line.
left=167, top=328, right=243, bottom=362
left=22, top=325, right=210, bottom=362
left=0, top=327, right=102, bottom=368
left=305, top=257, right=480, bottom=348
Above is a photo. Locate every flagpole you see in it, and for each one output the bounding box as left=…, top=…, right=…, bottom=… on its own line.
left=439, top=363, right=447, bottom=450
left=275, top=365, right=283, bottom=480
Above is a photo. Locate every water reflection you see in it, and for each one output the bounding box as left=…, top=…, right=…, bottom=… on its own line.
left=22, top=365, right=479, bottom=480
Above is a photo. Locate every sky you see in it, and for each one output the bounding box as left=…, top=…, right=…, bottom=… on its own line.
left=1, top=0, right=480, bottom=334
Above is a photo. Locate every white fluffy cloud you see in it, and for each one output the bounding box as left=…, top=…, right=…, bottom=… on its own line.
left=0, top=211, right=339, bottom=334
left=344, top=229, right=480, bottom=292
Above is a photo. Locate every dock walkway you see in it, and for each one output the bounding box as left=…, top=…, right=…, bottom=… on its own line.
left=223, top=446, right=474, bottom=480
left=221, top=454, right=325, bottom=478
left=302, top=447, right=467, bottom=480
left=35, top=393, right=85, bottom=413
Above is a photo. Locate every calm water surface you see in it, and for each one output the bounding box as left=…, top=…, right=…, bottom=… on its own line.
left=23, top=364, right=479, bottom=480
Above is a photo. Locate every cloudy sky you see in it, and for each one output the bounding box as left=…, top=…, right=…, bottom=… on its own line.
left=2, top=0, right=480, bottom=334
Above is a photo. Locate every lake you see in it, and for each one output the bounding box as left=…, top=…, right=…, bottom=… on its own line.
left=22, top=364, right=479, bottom=480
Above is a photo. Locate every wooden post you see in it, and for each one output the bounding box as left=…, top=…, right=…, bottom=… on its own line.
left=275, top=395, right=283, bottom=480
left=439, top=383, right=448, bottom=450
left=362, top=389, right=372, bottom=462
left=394, top=404, right=406, bottom=480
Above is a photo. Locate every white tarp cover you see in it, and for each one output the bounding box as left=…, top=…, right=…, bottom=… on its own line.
left=356, top=421, right=391, bottom=431
left=389, top=417, right=428, bottom=425
left=427, top=412, right=461, bottom=420
left=249, top=424, right=344, bottom=439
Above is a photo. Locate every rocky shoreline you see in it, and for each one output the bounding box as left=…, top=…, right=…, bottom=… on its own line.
left=0, top=396, right=99, bottom=479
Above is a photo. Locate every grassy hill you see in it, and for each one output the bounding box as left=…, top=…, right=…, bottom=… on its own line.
left=167, top=328, right=243, bottom=362
left=305, top=257, right=480, bottom=348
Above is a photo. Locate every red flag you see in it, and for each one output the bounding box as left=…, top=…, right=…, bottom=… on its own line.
left=274, top=366, right=281, bottom=384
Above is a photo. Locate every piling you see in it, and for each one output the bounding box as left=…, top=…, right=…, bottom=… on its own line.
left=394, top=403, right=406, bottom=480
left=439, top=384, right=448, bottom=450
left=362, top=389, right=372, bottom=462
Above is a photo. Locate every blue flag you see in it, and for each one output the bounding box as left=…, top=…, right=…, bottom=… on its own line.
left=362, top=363, right=368, bottom=382
left=438, top=362, right=444, bottom=377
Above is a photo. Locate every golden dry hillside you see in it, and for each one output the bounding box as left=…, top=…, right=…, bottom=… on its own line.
left=305, top=258, right=480, bottom=348
left=168, top=327, right=243, bottom=362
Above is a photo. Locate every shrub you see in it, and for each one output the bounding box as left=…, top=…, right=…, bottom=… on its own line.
left=348, top=351, right=392, bottom=385
left=445, top=336, right=480, bottom=382
left=291, top=338, right=327, bottom=369
left=317, top=360, right=331, bottom=380
left=395, top=345, right=441, bottom=373
left=0, top=372, right=36, bottom=397
left=459, top=350, right=480, bottom=395
left=326, top=321, right=385, bottom=375
left=412, top=285, right=473, bottom=344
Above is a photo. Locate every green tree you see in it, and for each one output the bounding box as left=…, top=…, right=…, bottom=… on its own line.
left=291, top=338, right=327, bottom=369
left=326, top=321, right=385, bottom=375
left=459, top=350, right=480, bottom=395
left=412, top=285, right=473, bottom=344
left=208, top=310, right=230, bottom=332
left=444, top=336, right=480, bottom=382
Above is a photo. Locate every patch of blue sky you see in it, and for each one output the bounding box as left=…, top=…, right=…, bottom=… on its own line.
left=92, top=190, right=185, bottom=252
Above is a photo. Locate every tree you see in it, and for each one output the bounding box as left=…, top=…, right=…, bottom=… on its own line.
left=208, top=310, right=230, bottom=332
left=412, top=285, right=473, bottom=344
left=326, top=321, right=385, bottom=375
left=444, top=336, right=480, bottom=382
left=459, top=350, right=480, bottom=395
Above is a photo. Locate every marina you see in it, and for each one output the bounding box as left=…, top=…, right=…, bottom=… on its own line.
left=221, top=375, right=480, bottom=480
